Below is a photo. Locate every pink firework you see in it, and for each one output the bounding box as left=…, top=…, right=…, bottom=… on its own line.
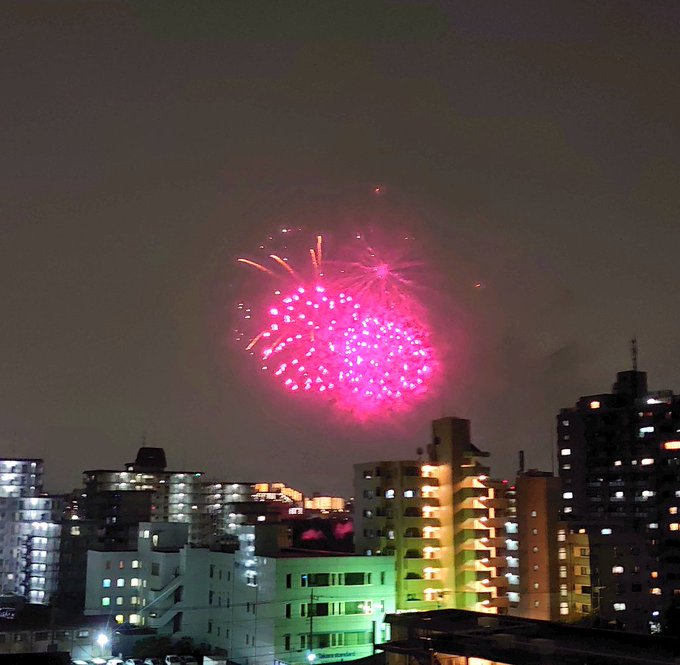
left=237, top=233, right=436, bottom=415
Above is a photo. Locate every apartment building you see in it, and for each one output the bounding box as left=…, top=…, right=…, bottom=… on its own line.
left=354, top=416, right=515, bottom=615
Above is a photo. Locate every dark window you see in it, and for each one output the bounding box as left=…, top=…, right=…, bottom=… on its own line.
left=344, top=572, right=366, bottom=585
left=302, top=573, right=330, bottom=587
left=285, top=603, right=291, bottom=618
left=151, top=563, right=160, bottom=576
left=286, top=573, right=292, bottom=588
left=209, top=564, right=214, bottom=578
left=284, top=634, right=291, bottom=651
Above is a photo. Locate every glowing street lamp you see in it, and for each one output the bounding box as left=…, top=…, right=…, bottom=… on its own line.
left=96, top=633, right=109, bottom=657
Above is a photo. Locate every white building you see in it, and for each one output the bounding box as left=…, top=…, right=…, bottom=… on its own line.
left=85, top=521, right=395, bottom=664
left=0, top=459, right=61, bottom=604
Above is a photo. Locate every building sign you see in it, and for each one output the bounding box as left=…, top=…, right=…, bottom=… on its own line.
left=318, top=653, right=356, bottom=660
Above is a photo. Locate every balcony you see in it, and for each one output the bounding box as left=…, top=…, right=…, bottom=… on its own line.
left=486, top=596, right=510, bottom=609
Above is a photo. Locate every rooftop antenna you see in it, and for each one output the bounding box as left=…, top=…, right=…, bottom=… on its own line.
left=631, top=337, right=638, bottom=372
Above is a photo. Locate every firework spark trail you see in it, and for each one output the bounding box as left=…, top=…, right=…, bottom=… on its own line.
left=236, top=232, right=436, bottom=415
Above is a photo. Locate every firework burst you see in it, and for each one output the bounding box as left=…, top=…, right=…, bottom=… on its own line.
left=236, top=230, right=436, bottom=416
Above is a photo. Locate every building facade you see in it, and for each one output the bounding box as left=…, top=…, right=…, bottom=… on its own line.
left=0, top=459, right=62, bottom=604
left=354, top=417, right=515, bottom=615
left=557, top=368, right=680, bottom=632
left=85, top=521, right=395, bottom=664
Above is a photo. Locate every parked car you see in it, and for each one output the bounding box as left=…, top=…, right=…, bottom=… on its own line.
left=125, top=660, right=144, bottom=665
left=164, top=657, right=182, bottom=665
left=108, top=659, right=125, bottom=665
left=181, top=657, right=198, bottom=665
left=143, top=659, right=162, bottom=665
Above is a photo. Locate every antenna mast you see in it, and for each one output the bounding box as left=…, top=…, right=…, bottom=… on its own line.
left=631, top=337, right=638, bottom=372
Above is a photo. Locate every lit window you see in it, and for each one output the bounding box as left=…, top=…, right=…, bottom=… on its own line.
left=142, top=530, right=149, bottom=539
left=601, top=528, right=612, bottom=535
left=563, top=492, right=573, bottom=499
left=530, top=510, right=537, bottom=517
left=639, top=426, right=655, bottom=435
left=564, top=507, right=572, bottom=514
left=114, top=614, right=124, bottom=624
left=70, top=526, right=80, bottom=536
left=385, top=489, right=395, bottom=499
left=116, top=579, right=125, bottom=588
left=641, top=458, right=654, bottom=466
left=562, top=420, right=570, bottom=427
left=614, top=460, right=622, bottom=467
left=562, top=464, right=571, bottom=470
left=590, top=400, right=601, bottom=409
left=130, top=578, right=139, bottom=587
left=152, top=534, right=159, bottom=546
left=615, top=491, right=624, bottom=498
left=651, top=588, right=662, bottom=595
left=642, top=490, right=655, bottom=498
left=131, top=560, right=139, bottom=569
left=649, top=523, right=659, bottom=529
left=116, top=597, right=123, bottom=606
left=671, top=507, right=679, bottom=515
left=560, top=449, right=571, bottom=456
left=651, top=571, right=659, bottom=578
left=403, top=490, right=415, bottom=498
left=102, top=579, right=111, bottom=588
left=664, top=441, right=680, bottom=450
left=613, top=603, right=626, bottom=611
left=129, top=614, right=140, bottom=624
left=670, top=523, right=680, bottom=531
left=101, top=597, right=110, bottom=607
left=612, top=566, right=624, bottom=574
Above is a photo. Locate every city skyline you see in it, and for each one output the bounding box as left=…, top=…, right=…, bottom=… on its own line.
left=3, top=2, right=680, bottom=496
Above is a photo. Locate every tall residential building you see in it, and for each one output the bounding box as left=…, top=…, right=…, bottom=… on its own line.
left=557, top=367, right=680, bottom=632
left=354, top=460, right=443, bottom=611
left=515, top=469, right=561, bottom=620
left=354, top=416, right=514, bottom=615
left=0, top=458, right=61, bottom=604
left=83, top=446, right=208, bottom=544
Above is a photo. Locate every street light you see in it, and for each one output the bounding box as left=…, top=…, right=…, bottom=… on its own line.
left=96, top=633, right=109, bottom=658
left=307, top=653, right=316, bottom=663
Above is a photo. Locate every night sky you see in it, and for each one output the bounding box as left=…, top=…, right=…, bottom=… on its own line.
left=3, top=2, right=680, bottom=496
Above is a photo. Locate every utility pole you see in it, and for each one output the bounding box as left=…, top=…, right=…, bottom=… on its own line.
left=307, top=588, right=315, bottom=662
